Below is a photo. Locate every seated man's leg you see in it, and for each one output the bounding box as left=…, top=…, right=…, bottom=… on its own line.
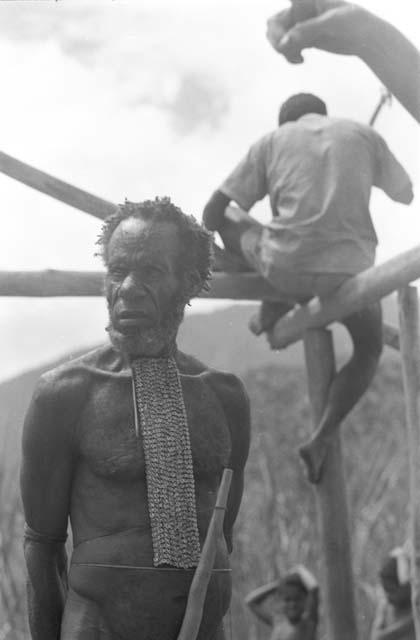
left=249, top=300, right=294, bottom=336
left=299, top=302, right=383, bottom=483
left=217, top=208, right=262, bottom=262
left=217, top=212, right=294, bottom=332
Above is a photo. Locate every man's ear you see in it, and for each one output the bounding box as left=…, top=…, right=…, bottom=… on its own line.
left=184, top=269, right=203, bottom=299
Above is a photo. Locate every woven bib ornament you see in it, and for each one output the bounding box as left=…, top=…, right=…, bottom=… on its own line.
left=131, top=356, right=201, bottom=568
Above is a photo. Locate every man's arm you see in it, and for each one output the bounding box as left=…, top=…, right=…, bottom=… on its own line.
left=371, top=616, right=415, bottom=640
left=203, top=137, right=268, bottom=234
left=20, top=369, right=82, bottom=640
left=206, top=372, right=250, bottom=553
left=371, top=130, right=414, bottom=205
left=267, top=0, right=420, bottom=123
left=203, top=190, right=231, bottom=232
left=245, top=580, right=281, bottom=626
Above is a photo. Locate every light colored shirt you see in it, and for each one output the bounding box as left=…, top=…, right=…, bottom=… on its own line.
left=220, top=115, right=411, bottom=274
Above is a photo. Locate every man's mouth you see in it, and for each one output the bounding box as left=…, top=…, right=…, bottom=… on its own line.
left=115, top=309, right=154, bottom=330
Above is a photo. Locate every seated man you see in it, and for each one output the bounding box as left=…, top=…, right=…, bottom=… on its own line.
left=20, top=198, right=251, bottom=640
left=371, top=547, right=415, bottom=640
left=203, top=93, right=413, bottom=483
left=245, top=565, right=319, bottom=639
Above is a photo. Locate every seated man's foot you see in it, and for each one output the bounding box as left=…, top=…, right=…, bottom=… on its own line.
left=249, top=301, right=292, bottom=336
left=249, top=312, right=265, bottom=336
left=298, top=438, right=329, bottom=484
left=212, top=244, right=250, bottom=273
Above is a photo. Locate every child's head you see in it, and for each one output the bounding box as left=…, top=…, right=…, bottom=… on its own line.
left=280, top=573, right=309, bottom=624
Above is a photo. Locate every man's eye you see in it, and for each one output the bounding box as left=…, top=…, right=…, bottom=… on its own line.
left=143, top=266, right=162, bottom=278
left=110, top=268, right=126, bottom=279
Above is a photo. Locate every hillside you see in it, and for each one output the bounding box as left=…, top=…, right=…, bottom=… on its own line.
left=1, top=293, right=399, bottom=381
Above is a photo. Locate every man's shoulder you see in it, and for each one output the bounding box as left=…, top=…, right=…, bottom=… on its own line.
left=35, top=344, right=117, bottom=407
left=204, top=367, right=246, bottom=393
left=176, top=349, right=208, bottom=375
left=177, top=351, right=248, bottom=409
left=327, top=116, right=374, bottom=138
left=202, top=368, right=249, bottom=415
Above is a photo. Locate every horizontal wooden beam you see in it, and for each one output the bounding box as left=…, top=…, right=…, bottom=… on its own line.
left=0, top=151, right=116, bottom=220
left=0, top=269, right=278, bottom=301
left=0, top=268, right=402, bottom=351
left=270, top=245, right=420, bottom=349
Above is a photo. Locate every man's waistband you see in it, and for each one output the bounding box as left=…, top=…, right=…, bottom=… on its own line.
left=71, top=562, right=231, bottom=573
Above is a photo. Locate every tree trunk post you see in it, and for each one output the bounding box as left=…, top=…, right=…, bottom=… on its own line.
left=303, top=328, right=358, bottom=640
left=398, top=285, right=420, bottom=631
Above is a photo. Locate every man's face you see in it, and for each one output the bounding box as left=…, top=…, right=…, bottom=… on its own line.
left=282, top=584, right=307, bottom=625
left=105, top=216, right=184, bottom=358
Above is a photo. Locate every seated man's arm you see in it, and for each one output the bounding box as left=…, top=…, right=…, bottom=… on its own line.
left=20, top=370, right=81, bottom=640
left=203, top=137, right=268, bottom=235
left=245, top=580, right=281, bottom=626
left=207, top=372, right=250, bottom=553
left=203, top=190, right=231, bottom=232
left=371, top=130, right=414, bottom=205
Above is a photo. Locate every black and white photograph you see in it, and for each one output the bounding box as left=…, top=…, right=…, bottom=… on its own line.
left=1, top=1, right=420, bottom=638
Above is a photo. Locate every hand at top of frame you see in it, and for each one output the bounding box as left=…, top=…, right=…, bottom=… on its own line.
left=266, top=0, right=369, bottom=63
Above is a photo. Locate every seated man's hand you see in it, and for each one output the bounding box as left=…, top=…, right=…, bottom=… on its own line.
left=267, top=0, right=366, bottom=63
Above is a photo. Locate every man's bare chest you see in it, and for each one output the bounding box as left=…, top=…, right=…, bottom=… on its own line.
left=75, top=375, right=231, bottom=482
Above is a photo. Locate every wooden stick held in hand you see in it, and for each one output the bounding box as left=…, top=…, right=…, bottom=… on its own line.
left=177, top=468, right=233, bottom=640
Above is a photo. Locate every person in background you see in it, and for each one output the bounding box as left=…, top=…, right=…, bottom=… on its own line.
left=371, top=546, right=415, bottom=640
left=245, top=565, right=319, bottom=640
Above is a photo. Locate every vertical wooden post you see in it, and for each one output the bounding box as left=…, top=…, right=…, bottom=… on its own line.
left=304, top=328, right=358, bottom=640
left=398, top=285, right=420, bottom=632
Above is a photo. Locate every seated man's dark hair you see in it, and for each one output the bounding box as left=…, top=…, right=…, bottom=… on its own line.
left=97, top=196, right=213, bottom=301
left=278, top=93, right=328, bottom=126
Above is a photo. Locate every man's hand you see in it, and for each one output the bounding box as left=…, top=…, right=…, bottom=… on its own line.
left=267, top=0, right=366, bottom=63
left=267, top=0, right=420, bottom=122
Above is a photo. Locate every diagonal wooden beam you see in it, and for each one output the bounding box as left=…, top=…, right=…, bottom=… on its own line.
left=270, top=245, right=420, bottom=349
left=0, top=151, right=116, bottom=220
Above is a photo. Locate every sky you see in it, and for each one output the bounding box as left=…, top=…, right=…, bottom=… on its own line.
left=1, top=0, right=419, bottom=380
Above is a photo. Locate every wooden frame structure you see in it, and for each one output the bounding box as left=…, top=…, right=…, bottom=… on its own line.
left=2, top=150, right=420, bottom=638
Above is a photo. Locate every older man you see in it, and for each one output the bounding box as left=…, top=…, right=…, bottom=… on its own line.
left=21, top=198, right=250, bottom=640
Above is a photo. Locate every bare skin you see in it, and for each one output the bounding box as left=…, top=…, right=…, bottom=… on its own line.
left=371, top=572, right=415, bottom=640
left=21, top=212, right=251, bottom=640
left=246, top=580, right=319, bottom=640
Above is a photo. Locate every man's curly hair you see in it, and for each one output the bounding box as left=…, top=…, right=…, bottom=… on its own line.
left=96, top=197, right=213, bottom=301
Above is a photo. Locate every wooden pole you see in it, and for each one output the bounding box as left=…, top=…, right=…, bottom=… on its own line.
left=304, top=329, right=358, bottom=640
left=0, top=270, right=278, bottom=300
left=270, top=245, right=420, bottom=349
left=398, top=286, right=420, bottom=632
left=177, top=468, right=233, bottom=640
left=0, top=151, right=116, bottom=220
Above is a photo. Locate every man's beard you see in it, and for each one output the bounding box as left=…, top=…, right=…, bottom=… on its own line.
left=106, top=299, right=185, bottom=360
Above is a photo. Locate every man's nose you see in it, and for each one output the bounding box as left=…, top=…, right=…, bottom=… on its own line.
left=119, top=272, right=148, bottom=298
